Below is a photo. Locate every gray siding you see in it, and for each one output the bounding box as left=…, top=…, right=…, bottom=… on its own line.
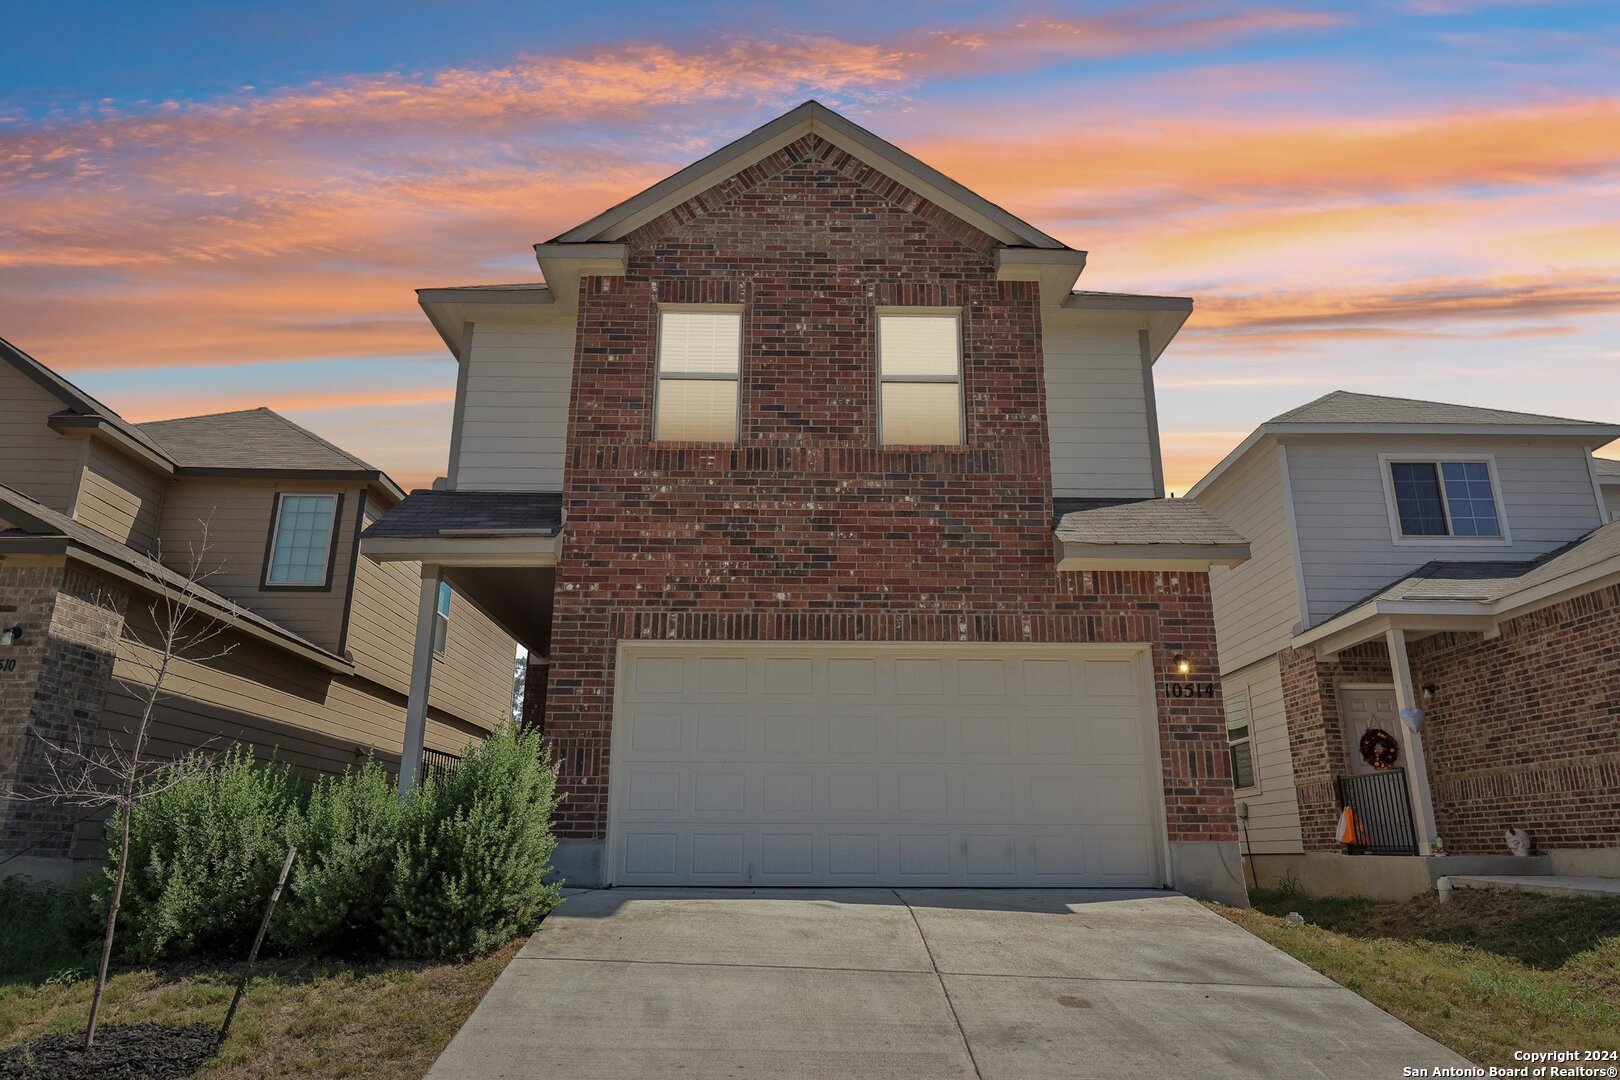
left=1604, top=484, right=1620, bottom=522
left=451, top=318, right=576, bottom=491
left=0, top=366, right=86, bottom=513
left=1287, top=435, right=1606, bottom=627
left=1198, top=445, right=1302, bottom=673
left=1225, top=658, right=1302, bottom=855
left=75, top=440, right=168, bottom=553
left=1041, top=318, right=1159, bottom=499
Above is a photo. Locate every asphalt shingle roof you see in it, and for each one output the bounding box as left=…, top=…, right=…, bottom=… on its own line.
left=138, top=408, right=378, bottom=473
left=1269, top=391, right=1608, bottom=429
left=1594, top=457, right=1620, bottom=478
left=362, top=490, right=564, bottom=539
left=1054, top=498, right=1248, bottom=547
left=0, top=483, right=339, bottom=660
left=1334, top=518, right=1620, bottom=614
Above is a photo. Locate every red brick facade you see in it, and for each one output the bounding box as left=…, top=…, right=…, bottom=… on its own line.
left=1409, top=583, right=1620, bottom=853
left=541, top=133, right=1237, bottom=843
left=1282, top=582, right=1620, bottom=856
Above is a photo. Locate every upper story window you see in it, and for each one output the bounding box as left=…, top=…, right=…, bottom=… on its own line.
left=877, top=311, right=963, bottom=446
left=654, top=307, right=741, bottom=442
left=264, top=493, right=340, bottom=588
left=432, top=580, right=451, bottom=655
left=1385, top=458, right=1503, bottom=540
left=1225, top=691, right=1256, bottom=791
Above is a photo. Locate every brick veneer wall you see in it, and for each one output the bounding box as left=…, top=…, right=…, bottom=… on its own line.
left=1408, top=582, right=1620, bottom=854
left=544, top=133, right=1236, bottom=843
left=1279, top=642, right=1394, bottom=852
left=0, top=562, right=127, bottom=857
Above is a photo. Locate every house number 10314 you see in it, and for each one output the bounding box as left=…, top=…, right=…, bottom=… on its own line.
left=1166, top=682, right=1218, bottom=699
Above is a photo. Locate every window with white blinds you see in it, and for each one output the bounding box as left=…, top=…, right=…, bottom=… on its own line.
left=655, top=308, right=741, bottom=442
left=878, top=312, right=963, bottom=445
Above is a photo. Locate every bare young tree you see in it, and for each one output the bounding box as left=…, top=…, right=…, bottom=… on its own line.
left=15, top=522, right=235, bottom=1048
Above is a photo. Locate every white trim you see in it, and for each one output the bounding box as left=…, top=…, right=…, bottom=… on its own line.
left=604, top=640, right=1171, bottom=890
left=1052, top=539, right=1249, bottom=572
left=1377, top=452, right=1513, bottom=547
left=1339, top=681, right=1397, bottom=691
left=876, top=310, right=965, bottom=447
left=1277, top=444, right=1312, bottom=631
left=1585, top=449, right=1610, bottom=526
left=1224, top=687, right=1259, bottom=796
left=265, top=491, right=341, bottom=586
left=653, top=307, right=743, bottom=444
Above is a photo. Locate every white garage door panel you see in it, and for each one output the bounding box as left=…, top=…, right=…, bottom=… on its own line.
left=610, top=645, right=1164, bottom=887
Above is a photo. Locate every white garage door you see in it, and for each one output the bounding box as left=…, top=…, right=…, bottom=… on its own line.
left=609, top=643, right=1165, bottom=887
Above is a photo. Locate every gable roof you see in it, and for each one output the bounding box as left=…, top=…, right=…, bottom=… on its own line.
left=0, top=482, right=351, bottom=673
left=138, top=408, right=406, bottom=501
left=550, top=100, right=1068, bottom=251
left=1189, top=390, right=1620, bottom=501
left=1, top=335, right=173, bottom=461
left=1269, top=390, right=1608, bottom=428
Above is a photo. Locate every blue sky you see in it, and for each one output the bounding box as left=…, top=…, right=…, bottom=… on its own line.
left=2, top=1, right=1616, bottom=488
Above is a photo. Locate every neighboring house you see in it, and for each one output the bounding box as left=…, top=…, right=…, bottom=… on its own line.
left=363, top=100, right=1253, bottom=900
left=1190, top=391, right=1620, bottom=897
left=1596, top=457, right=1620, bottom=521
left=0, top=338, right=516, bottom=881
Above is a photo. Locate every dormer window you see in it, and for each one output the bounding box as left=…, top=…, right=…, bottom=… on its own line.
left=264, top=493, right=341, bottom=588
left=1385, top=458, right=1504, bottom=540
left=654, top=307, right=741, bottom=443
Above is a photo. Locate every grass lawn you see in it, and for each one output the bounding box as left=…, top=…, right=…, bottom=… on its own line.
left=0, top=881, right=520, bottom=1078
left=1213, top=885, right=1620, bottom=1067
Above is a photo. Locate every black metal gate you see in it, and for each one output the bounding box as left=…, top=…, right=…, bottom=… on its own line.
left=1335, top=767, right=1418, bottom=855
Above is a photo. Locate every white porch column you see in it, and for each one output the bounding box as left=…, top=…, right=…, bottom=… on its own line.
left=1385, top=627, right=1439, bottom=853
left=398, top=564, right=442, bottom=797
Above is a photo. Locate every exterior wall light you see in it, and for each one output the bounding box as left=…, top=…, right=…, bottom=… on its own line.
left=1171, top=652, right=1192, bottom=676
left=0, top=626, right=21, bottom=646
left=1421, top=683, right=1438, bottom=700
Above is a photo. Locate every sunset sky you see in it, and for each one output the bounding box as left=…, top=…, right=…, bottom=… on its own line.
left=3, top=1, right=1617, bottom=491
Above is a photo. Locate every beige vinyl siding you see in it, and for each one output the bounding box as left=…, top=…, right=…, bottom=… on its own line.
left=452, top=317, right=576, bottom=491
left=1287, top=435, right=1608, bottom=627
left=1198, top=446, right=1302, bottom=673
left=347, top=497, right=516, bottom=731
left=0, top=366, right=87, bottom=513
left=156, top=477, right=356, bottom=653
left=1040, top=318, right=1159, bottom=499
left=74, top=440, right=169, bottom=552
left=1225, top=658, right=1302, bottom=855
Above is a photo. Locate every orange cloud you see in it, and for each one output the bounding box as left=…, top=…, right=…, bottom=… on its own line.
left=1193, top=275, right=1620, bottom=330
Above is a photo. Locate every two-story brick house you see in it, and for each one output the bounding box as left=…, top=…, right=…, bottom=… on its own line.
left=365, top=102, right=1251, bottom=901
left=1191, top=391, right=1620, bottom=897
left=0, top=338, right=518, bottom=881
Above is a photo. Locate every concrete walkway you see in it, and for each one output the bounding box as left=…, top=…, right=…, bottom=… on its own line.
left=428, top=888, right=1470, bottom=1080
left=1450, top=874, right=1620, bottom=898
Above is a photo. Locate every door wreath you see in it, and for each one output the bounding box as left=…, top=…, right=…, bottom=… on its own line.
left=1359, top=728, right=1400, bottom=769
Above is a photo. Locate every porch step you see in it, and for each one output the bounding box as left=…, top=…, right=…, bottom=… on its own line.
left=1448, top=874, right=1620, bottom=899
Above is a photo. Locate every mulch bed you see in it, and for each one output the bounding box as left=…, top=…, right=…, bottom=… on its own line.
left=0, top=1023, right=216, bottom=1079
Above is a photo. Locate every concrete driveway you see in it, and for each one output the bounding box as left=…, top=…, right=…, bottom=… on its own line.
left=428, top=888, right=1469, bottom=1079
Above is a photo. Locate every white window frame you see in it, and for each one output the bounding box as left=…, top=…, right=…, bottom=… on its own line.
left=652, top=304, right=743, bottom=444
left=1224, top=688, right=1258, bottom=794
left=263, top=492, right=341, bottom=589
left=432, top=580, right=451, bottom=656
left=876, top=307, right=964, bottom=447
left=1378, top=452, right=1512, bottom=547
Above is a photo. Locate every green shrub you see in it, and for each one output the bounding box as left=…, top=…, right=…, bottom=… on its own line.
left=0, top=878, right=100, bottom=984
left=273, top=758, right=402, bottom=955
left=112, top=747, right=304, bottom=961
left=384, top=722, right=562, bottom=960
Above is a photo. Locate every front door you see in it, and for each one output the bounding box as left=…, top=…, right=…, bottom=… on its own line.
left=1338, top=687, right=1416, bottom=853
